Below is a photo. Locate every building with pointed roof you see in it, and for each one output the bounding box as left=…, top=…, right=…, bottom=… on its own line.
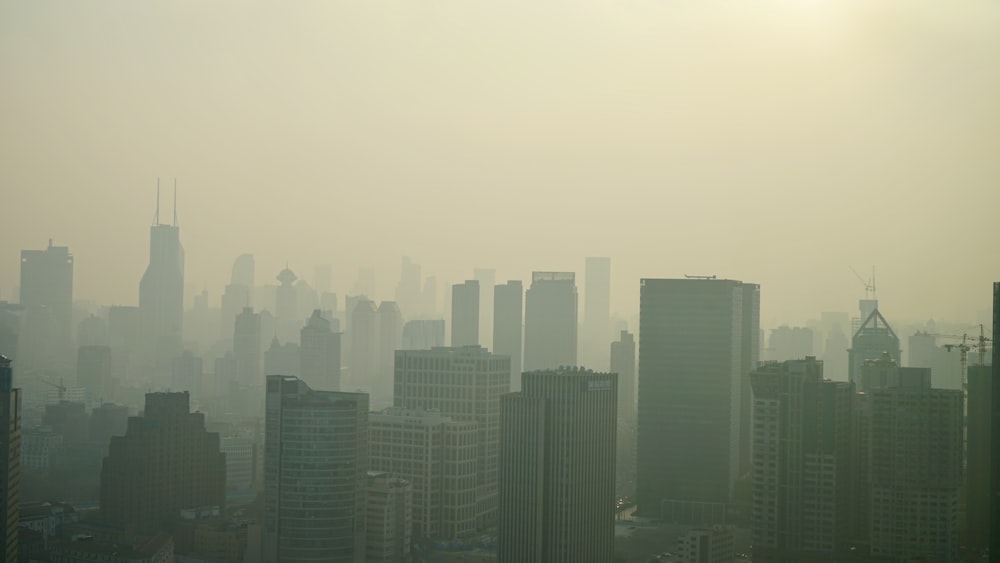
left=847, top=307, right=900, bottom=386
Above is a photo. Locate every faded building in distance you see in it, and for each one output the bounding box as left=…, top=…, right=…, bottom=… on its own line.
left=523, top=272, right=577, bottom=372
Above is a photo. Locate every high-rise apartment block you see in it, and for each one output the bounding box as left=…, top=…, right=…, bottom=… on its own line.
left=368, top=408, right=477, bottom=539
left=493, top=280, right=523, bottom=391
left=450, top=281, right=480, bottom=348
left=523, top=272, right=577, bottom=372
left=750, top=358, right=853, bottom=561
left=498, top=368, right=617, bottom=563
left=300, top=309, right=341, bottom=391
left=100, top=392, right=225, bottom=536
left=868, top=367, right=962, bottom=561
left=637, top=278, right=759, bottom=522
left=393, top=347, right=509, bottom=529
left=0, top=357, right=21, bottom=563
left=263, top=376, right=368, bottom=563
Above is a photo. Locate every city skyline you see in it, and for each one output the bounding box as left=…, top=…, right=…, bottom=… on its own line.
left=3, top=1, right=999, bottom=326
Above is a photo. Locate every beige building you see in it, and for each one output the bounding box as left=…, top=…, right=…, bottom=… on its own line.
left=366, top=471, right=412, bottom=563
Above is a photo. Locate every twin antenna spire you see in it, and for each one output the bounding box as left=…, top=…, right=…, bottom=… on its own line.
left=154, top=178, right=179, bottom=227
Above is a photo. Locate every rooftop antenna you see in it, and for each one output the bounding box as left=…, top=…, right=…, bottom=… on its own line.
left=155, top=178, right=161, bottom=225
left=173, top=178, right=178, bottom=227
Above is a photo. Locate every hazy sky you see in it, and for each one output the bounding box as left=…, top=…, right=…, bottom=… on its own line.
left=3, top=0, right=999, bottom=328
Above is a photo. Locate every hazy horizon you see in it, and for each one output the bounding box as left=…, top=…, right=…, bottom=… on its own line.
left=4, top=0, right=999, bottom=328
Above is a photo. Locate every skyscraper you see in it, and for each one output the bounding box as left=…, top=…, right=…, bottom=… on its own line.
left=967, top=363, right=992, bottom=554
left=750, top=358, right=853, bottom=561
left=349, top=300, right=377, bottom=392
left=263, top=376, right=368, bottom=563
left=365, top=471, right=412, bottom=563
left=523, top=272, right=577, bottom=372
left=847, top=307, right=900, bottom=386
left=582, top=257, right=611, bottom=369
left=611, top=330, right=636, bottom=495
left=234, top=307, right=261, bottom=385
left=868, top=368, right=962, bottom=561
left=498, top=368, right=616, bottom=563
left=450, top=280, right=479, bottom=347
left=394, top=347, right=509, bottom=529
left=636, top=278, right=758, bottom=522
left=395, top=256, right=422, bottom=319
left=375, top=301, right=403, bottom=407
left=138, top=191, right=184, bottom=376
left=300, top=309, right=341, bottom=391
left=100, top=391, right=225, bottom=536
left=19, top=240, right=73, bottom=376
left=493, top=280, right=523, bottom=391
left=0, top=356, right=20, bottom=563
left=275, top=267, right=299, bottom=344
left=990, top=282, right=1000, bottom=562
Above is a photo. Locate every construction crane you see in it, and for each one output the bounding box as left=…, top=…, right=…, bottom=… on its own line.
left=934, top=326, right=992, bottom=395
left=39, top=378, right=66, bottom=402
left=850, top=266, right=876, bottom=300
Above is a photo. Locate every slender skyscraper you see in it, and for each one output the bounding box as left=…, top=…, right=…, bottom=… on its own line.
left=474, top=268, right=495, bottom=351
left=636, top=278, right=758, bottom=522
left=275, top=267, right=299, bottom=344
left=138, top=186, right=184, bottom=375
left=523, top=272, right=577, bottom=372
left=19, top=240, right=73, bottom=376
left=0, top=356, right=20, bottom=563
left=498, top=368, right=617, bottom=563
left=451, top=280, right=480, bottom=347
left=493, top=280, right=523, bottom=390
left=263, top=376, right=368, bottom=563
left=300, top=309, right=341, bottom=391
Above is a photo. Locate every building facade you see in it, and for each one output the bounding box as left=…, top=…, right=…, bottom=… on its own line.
left=263, top=376, right=368, bottom=563
left=498, top=368, right=617, bottom=563
left=18, top=241, right=74, bottom=377
left=300, top=309, right=342, bottom=391
left=365, top=471, right=412, bottom=563
left=523, top=272, right=577, bottom=372
left=637, top=278, right=758, bottom=522
left=393, top=347, right=509, bottom=530
left=99, top=392, right=225, bottom=536
left=368, top=409, right=476, bottom=539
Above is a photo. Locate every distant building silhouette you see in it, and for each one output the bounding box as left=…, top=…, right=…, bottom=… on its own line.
left=523, top=272, right=577, bottom=372
left=19, top=240, right=74, bottom=377
left=375, top=301, right=402, bottom=406
left=636, top=278, right=758, bottom=522
left=450, top=281, right=479, bottom=347
left=172, top=350, right=202, bottom=396
left=100, top=391, right=225, bottom=537
left=263, top=337, right=299, bottom=377
left=493, top=280, right=523, bottom=391
left=582, top=257, right=611, bottom=370
left=395, top=256, right=422, bottom=320
left=474, top=268, right=495, bottom=350
left=76, top=345, right=111, bottom=404
left=498, top=368, right=616, bottom=563
left=349, top=299, right=378, bottom=392
left=750, top=357, right=853, bottom=561
left=848, top=307, right=900, bottom=386
left=368, top=408, right=477, bottom=539
left=300, top=309, right=341, bottom=391
left=0, top=356, right=20, bottom=563
left=401, top=319, right=445, bottom=351
left=138, top=193, right=184, bottom=376
left=234, top=307, right=261, bottom=385
left=107, top=306, right=139, bottom=386
left=394, top=347, right=509, bottom=530
left=764, top=326, right=813, bottom=361
left=274, top=267, right=298, bottom=344
left=262, top=376, right=368, bottom=563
